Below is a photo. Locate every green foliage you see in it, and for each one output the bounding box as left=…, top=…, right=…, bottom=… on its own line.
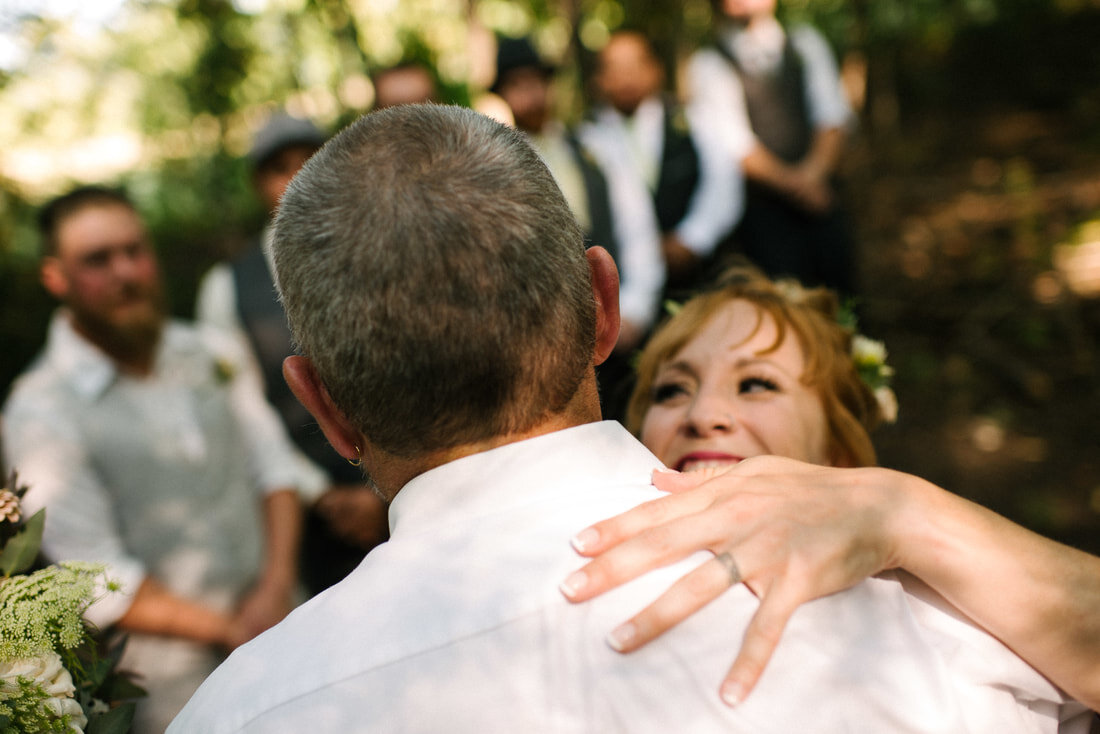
left=85, top=705, right=136, bottom=734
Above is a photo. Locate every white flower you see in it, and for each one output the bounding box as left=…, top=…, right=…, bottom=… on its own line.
left=0, top=651, right=88, bottom=733
left=43, top=695, right=88, bottom=732
left=851, top=334, right=888, bottom=366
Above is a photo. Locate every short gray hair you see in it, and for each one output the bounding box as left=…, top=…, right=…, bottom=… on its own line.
left=273, top=104, right=595, bottom=457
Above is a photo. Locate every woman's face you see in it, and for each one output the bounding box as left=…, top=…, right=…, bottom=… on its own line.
left=640, top=299, right=832, bottom=471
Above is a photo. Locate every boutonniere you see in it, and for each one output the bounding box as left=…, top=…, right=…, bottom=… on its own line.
left=213, top=357, right=237, bottom=385
left=579, top=146, right=599, bottom=169
left=670, top=108, right=691, bottom=137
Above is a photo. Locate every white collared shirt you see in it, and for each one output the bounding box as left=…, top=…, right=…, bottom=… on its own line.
left=171, top=421, right=1082, bottom=733
left=584, top=96, right=743, bottom=257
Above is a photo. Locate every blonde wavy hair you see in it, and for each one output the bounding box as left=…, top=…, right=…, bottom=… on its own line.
left=626, top=267, right=885, bottom=467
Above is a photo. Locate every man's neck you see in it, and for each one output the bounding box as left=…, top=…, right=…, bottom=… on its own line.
left=367, top=370, right=602, bottom=500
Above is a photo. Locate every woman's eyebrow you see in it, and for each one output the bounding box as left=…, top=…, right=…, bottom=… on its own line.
left=657, top=360, right=696, bottom=378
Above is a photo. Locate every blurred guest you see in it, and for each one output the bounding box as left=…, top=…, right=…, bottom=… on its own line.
left=492, top=35, right=663, bottom=418
left=688, top=0, right=857, bottom=296
left=2, top=186, right=325, bottom=732
left=196, top=113, right=388, bottom=596
left=586, top=30, right=742, bottom=294
left=373, top=61, right=439, bottom=109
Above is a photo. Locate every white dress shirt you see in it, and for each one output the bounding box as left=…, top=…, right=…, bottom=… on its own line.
left=687, top=18, right=853, bottom=162
left=584, top=97, right=743, bottom=257
left=170, top=421, right=1083, bottom=734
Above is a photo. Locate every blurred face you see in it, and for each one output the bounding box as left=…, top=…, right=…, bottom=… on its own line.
left=640, top=299, right=831, bottom=471
left=255, top=145, right=317, bottom=214
left=374, top=66, right=437, bottom=110
left=495, top=67, right=551, bottom=133
left=596, top=33, right=663, bottom=116
left=719, top=0, right=777, bottom=22
left=42, top=202, right=164, bottom=357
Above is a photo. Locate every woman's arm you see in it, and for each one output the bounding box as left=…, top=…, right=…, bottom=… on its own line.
left=559, top=456, right=1100, bottom=709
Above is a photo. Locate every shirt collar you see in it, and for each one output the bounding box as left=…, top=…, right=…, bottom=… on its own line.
left=387, top=421, right=662, bottom=536
left=722, top=16, right=786, bottom=75
left=597, top=94, right=664, bottom=126
left=45, top=309, right=120, bottom=400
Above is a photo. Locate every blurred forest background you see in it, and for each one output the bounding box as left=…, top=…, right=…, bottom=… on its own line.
left=1, top=0, right=1098, bottom=553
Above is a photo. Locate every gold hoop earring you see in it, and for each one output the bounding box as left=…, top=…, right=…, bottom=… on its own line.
left=347, top=445, right=363, bottom=468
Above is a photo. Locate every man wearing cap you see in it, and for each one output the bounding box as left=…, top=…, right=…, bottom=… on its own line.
left=491, top=36, right=664, bottom=419
left=196, top=113, right=389, bottom=595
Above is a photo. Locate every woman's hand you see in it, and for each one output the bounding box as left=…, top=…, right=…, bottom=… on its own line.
left=559, top=456, right=904, bottom=705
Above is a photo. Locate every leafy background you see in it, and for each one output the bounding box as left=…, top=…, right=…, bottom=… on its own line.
left=1, top=0, right=1098, bottom=553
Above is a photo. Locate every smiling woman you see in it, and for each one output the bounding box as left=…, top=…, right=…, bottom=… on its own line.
left=563, top=265, right=1100, bottom=719
left=627, top=266, right=883, bottom=469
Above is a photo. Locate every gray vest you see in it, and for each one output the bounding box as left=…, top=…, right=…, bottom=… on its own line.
left=714, top=37, right=812, bottom=163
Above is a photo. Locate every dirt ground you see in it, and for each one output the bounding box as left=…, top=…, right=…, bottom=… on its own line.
left=844, top=104, right=1100, bottom=555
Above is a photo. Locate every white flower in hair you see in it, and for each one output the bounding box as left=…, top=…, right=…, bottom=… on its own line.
left=851, top=334, right=887, bottom=368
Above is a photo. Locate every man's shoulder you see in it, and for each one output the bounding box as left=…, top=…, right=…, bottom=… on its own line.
left=3, top=347, right=73, bottom=418
left=786, top=23, right=835, bottom=61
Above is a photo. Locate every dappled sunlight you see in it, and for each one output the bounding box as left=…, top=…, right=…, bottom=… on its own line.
left=1054, top=234, right=1100, bottom=298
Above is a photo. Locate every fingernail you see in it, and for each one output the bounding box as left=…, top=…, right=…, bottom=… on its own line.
left=559, top=570, right=588, bottom=599
left=653, top=466, right=677, bottom=474
left=606, top=622, right=636, bottom=652
left=720, top=681, right=745, bottom=707
left=570, top=527, right=599, bottom=553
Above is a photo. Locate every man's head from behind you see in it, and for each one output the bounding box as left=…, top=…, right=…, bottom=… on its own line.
left=274, top=105, right=620, bottom=488
left=38, top=186, right=164, bottom=365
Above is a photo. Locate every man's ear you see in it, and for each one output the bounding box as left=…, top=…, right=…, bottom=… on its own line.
left=283, top=355, right=362, bottom=461
left=40, top=257, right=68, bottom=300
left=586, top=246, right=621, bottom=366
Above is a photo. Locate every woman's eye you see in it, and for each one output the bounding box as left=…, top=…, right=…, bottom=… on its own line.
left=739, top=376, right=779, bottom=394
left=652, top=382, right=688, bottom=403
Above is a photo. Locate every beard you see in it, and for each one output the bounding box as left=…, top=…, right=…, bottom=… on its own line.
left=68, top=281, right=166, bottom=368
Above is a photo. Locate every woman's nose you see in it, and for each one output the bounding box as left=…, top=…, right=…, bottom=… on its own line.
left=683, top=392, right=738, bottom=436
